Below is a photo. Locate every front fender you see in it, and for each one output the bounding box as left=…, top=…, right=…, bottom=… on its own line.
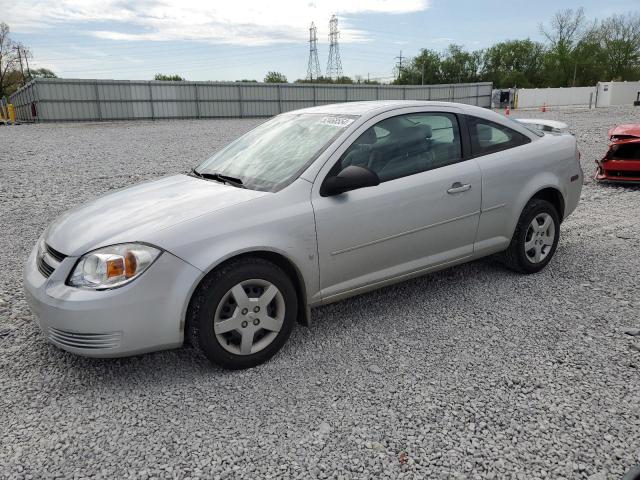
left=145, top=179, right=320, bottom=324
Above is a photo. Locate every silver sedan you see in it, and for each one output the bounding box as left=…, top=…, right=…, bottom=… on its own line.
left=23, top=101, right=583, bottom=369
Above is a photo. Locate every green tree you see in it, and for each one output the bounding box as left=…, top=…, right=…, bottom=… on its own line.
left=596, top=12, right=640, bottom=80
left=264, top=71, right=287, bottom=83
left=539, top=8, right=588, bottom=86
left=154, top=73, right=185, bottom=81
left=31, top=68, right=57, bottom=78
left=394, top=49, right=442, bottom=85
left=334, top=76, right=354, bottom=84
left=481, top=39, right=546, bottom=88
left=439, top=44, right=483, bottom=83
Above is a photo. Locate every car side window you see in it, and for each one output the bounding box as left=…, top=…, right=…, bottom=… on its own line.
left=467, top=116, right=530, bottom=156
left=333, top=112, right=463, bottom=183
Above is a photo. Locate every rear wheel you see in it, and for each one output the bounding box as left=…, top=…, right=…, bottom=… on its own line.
left=187, top=257, right=297, bottom=369
left=501, top=199, right=560, bottom=274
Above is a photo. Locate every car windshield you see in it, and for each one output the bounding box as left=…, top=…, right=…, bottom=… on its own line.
left=195, top=113, right=357, bottom=191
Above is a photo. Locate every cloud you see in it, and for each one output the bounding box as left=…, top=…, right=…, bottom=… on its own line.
left=429, top=37, right=453, bottom=45
left=6, top=0, right=430, bottom=46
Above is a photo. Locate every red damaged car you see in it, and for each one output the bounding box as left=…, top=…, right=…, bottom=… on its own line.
left=595, top=124, right=640, bottom=183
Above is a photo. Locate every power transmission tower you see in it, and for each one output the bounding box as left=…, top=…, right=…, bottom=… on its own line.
left=395, top=51, right=405, bottom=81
left=306, top=22, right=321, bottom=81
left=326, top=15, right=343, bottom=80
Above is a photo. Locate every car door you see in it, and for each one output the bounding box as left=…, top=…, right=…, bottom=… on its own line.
left=464, top=115, right=536, bottom=255
left=311, top=108, right=482, bottom=302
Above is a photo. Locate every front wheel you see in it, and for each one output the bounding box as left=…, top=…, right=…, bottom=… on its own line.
left=501, top=199, right=560, bottom=274
left=187, top=257, right=298, bottom=369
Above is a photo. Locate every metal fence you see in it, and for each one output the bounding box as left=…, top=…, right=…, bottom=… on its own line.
left=10, top=78, right=493, bottom=123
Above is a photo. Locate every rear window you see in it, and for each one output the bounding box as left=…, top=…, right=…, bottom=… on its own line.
left=467, top=116, right=531, bottom=156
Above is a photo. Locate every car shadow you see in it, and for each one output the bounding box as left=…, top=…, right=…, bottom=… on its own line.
left=593, top=181, right=640, bottom=192
left=48, top=249, right=566, bottom=388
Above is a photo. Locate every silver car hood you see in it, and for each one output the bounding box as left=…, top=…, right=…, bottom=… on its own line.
left=46, top=174, right=269, bottom=256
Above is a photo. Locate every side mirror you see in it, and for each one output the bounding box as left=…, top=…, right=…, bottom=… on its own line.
left=321, top=165, right=380, bottom=196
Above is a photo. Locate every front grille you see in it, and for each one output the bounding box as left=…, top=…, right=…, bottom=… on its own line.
left=45, top=244, right=67, bottom=263
left=36, top=255, right=55, bottom=278
left=48, top=327, right=122, bottom=350
left=36, top=242, right=67, bottom=279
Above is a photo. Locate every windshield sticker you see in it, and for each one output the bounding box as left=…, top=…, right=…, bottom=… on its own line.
left=319, top=116, right=355, bottom=128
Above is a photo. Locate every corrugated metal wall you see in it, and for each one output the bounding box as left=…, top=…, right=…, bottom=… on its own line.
left=10, top=78, right=493, bottom=123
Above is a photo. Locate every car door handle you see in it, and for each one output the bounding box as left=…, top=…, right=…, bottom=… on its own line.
left=447, top=182, right=472, bottom=194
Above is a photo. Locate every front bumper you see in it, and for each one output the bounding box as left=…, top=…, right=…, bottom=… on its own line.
left=23, top=242, right=203, bottom=358
left=595, top=160, right=640, bottom=184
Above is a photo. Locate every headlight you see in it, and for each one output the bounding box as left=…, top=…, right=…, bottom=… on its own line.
left=68, top=243, right=161, bottom=289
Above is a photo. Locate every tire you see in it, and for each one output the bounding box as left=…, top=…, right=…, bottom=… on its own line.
left=187, top=257, right=298, bottom=370
left=501, top=198, right=560, bottom=274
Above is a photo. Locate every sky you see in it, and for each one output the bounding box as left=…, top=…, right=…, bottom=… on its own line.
left=5, top=0, right=638, bottom=83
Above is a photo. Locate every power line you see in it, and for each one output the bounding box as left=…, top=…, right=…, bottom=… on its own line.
left=306, top=22, right=321, bottom=81
left=326, top=15, right=343, bottom=80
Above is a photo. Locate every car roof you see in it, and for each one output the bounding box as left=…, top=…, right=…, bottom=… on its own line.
left=284, top=100, right=535, bottom=141
left=287, top=100, right=487, bottom=118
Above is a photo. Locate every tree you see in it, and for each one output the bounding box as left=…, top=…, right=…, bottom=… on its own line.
left=334, top=76, right=354, bottom=84
left=154, top=73, right=185, bottom=81
left=539, top=8, right=588, bottom=86
left=596, top=12, right=640, bottom=80
left=439, top=45, right=483, bottom=84
left=0, top=23, right=20, bottom=98
left=31, top=68, right=57, bottom=78
left=482, top=39, right=546, bottom=88
left=394, top=49, right=442, bottom=85
left=264, top=71, right=287, bottom=83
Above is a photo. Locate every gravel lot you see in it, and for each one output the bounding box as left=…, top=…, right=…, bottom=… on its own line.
left=1, top=106, right=639, bottom=479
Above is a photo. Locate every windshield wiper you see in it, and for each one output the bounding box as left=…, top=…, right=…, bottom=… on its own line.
left=190, top=168, right=246, bottom=188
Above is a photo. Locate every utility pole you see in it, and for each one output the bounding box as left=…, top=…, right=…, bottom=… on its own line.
left=395, top=50, right=405, bottom=82
left=306, top=22, right=321, bottom=81
left=326, top=15, right=343, bottom=80
left=23, top=46, right=31, bottom=81
left=421, top=63, right=425, bottom=85
left=15, top=46, right=25, bottom=86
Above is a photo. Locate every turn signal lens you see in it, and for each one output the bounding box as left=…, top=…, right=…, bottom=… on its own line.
left=68, top=243, right=161, bottom=289
left=107, top=258, right=125, bottom=278
left=125, top=251, right=137, bottom=278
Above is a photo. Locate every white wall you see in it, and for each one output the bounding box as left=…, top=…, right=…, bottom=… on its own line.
left=609, top=81, right=640, bottom=106
left=596, top=82, right=612, bottom=107
left=516, top=87, right=596, bottom=108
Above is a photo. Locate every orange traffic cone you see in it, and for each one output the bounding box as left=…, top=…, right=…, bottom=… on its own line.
left=541, top=103, right=547, bottom=113
left=505, top=104, right=510, bottom=116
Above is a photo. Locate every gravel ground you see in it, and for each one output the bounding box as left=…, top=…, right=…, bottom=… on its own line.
left=1, top=107, right=639, bottom=479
